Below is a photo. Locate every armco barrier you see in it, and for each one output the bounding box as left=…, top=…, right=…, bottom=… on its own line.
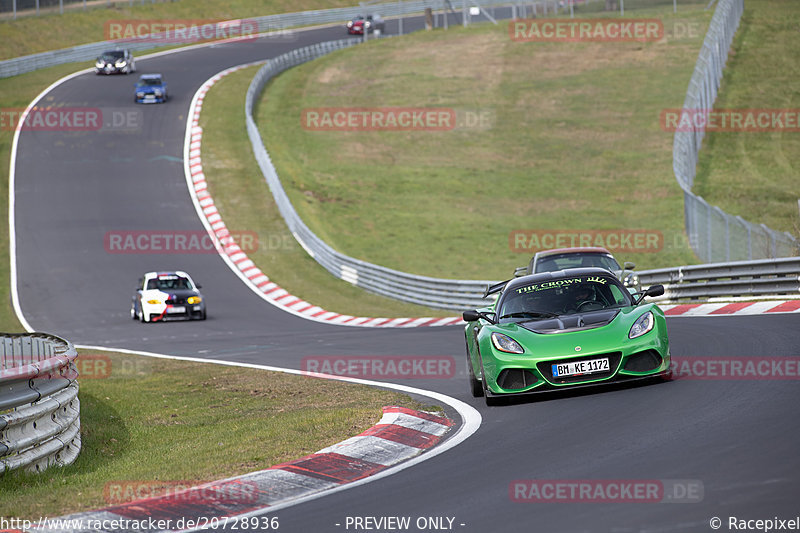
left=0, top=0, right=576, bottom=78
left=0, top=333, right=80, bottom=474
left=245, top=39, right=800, bottom=310
left=245, top=39, right=495, bottom=311
left=637, top=257, right=800, bottom=301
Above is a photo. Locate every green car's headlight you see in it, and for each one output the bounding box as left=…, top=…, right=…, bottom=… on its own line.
left=629, top=311, right=654, bottom=339
left=491, top=332, right=524, bottom=354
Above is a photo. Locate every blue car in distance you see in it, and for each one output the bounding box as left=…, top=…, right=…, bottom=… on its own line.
left=134, top=74, right=168, bottom=104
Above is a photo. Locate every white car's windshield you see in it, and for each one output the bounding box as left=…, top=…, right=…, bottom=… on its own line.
left=147, top=276, right=193, bottom=291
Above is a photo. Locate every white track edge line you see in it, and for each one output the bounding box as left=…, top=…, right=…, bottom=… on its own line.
left=74, top=343, right=482, bottom=528
left=8, top=25, right=340, bottom=335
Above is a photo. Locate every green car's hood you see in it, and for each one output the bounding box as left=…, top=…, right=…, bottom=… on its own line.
left=517, top=308, right=619, bottom=334
left=489, top=304, right=660, bottom=355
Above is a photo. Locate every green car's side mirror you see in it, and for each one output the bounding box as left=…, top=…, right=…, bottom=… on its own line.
left=634, top=284, right=665, bottom=305
left=463, top=310, right=496, bottom=324
left=646, top=284, right=665, bottom=297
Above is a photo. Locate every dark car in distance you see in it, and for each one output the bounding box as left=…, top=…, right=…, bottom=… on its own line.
left=95, top=49, right=136, bottom=75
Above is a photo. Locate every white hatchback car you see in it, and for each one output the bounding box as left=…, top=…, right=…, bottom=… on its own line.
left=131, top=271, right=206, bottom=322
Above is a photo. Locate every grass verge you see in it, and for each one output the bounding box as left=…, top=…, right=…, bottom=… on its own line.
left=255, top=6, right=711, bottom=282
left=1, top=349, right=437, bottom=519
left=694, top=0, right=800, bottom=237
left=0, top=61, right=439, bottom=521
left=200, top=65, right=447, bottom=318
left=0, top=0, right=356, bottom=61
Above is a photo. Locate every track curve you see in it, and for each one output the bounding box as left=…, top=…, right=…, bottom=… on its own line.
left=12, top=16, right=800, bottom=533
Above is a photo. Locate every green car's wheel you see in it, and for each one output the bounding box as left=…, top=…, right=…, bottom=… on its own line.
left=467, top=352, right=483, bottom=398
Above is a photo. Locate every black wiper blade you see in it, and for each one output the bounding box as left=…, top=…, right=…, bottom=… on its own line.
left=499, top=311, right=559, bottom=320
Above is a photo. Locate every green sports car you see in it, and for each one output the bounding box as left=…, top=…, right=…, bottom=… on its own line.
left=463, top=267, right=670, bottom=405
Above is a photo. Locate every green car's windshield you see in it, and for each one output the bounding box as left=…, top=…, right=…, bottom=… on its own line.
left=498, top=274, right=632, bottom=323
left=534, top=253, right=621, bottom=273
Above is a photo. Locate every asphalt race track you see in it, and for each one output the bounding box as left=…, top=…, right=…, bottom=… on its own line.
left=12, top=14, right=800, bottom=533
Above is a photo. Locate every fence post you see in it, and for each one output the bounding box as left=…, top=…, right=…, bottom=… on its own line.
left=706, top=201, right=712, bottom=262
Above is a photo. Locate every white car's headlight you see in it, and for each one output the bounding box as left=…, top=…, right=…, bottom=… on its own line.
left=146, top=299, right=162, bottom=305
left=629, top=311, right=654, bottom=339
left=491, top=332, right=524, bottom=354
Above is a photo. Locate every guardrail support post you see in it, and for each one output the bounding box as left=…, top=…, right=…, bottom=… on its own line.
left=399, top=1, right=404, bottom=34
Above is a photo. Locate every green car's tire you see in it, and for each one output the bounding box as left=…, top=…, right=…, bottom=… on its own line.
left=467, top=353, right=483, bottom=398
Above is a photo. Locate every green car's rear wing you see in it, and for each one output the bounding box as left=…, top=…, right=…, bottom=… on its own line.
left=483, top=279, right=512, bottom=299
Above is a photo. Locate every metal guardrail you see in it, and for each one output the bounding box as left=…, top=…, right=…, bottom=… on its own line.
left=9, top=0, right=796, bottom=309
left=242, top=8, right=800, bottom=310
left=0, top=333, right=81, bottom=474
left=637, top=257, right=800, bottom=301
left=0, top=0, right=575, bottom=78
left=245, top=39, right=496, bottom=311
left=673, top=0, right=798, bottom=261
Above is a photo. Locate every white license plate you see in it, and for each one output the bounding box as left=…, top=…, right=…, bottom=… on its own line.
left=167, top=306, right=186, bottom=313
left=552, top=357, right=609, bottom=377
